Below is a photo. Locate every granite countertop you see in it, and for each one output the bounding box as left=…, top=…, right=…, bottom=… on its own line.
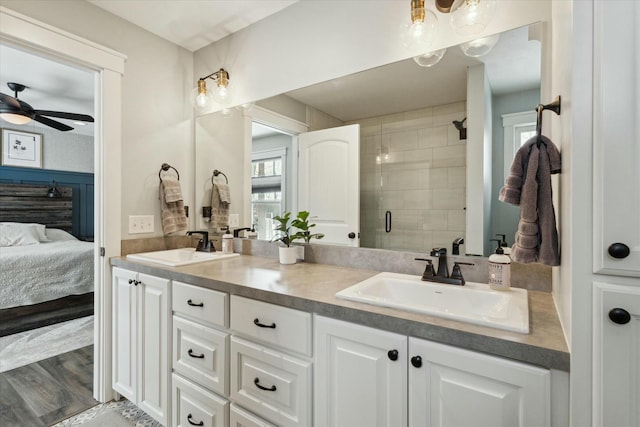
left=111, top=254, right=569, bottom=371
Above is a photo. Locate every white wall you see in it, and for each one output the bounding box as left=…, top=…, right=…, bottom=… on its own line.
left=1, top=0, right=194, bottom=239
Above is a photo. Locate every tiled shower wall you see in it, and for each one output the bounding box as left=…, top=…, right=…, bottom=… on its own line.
left=349, top=101, right=467, bottom=253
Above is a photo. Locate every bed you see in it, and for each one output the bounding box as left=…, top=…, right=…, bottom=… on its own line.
left=0, top=183, right=94, bottom=336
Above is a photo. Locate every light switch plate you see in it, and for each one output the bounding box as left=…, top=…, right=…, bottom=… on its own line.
left=129, top=215, right=154, bottom=234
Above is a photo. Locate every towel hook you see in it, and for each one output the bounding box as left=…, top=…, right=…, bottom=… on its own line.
left=535, top=96, right=562, bottom=148
left=159, top=163, right=180, bottom=182
left=211, top=169, right=229, bottom=185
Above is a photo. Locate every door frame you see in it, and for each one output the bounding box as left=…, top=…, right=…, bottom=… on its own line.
left=0, top=6, right=126, bottom=402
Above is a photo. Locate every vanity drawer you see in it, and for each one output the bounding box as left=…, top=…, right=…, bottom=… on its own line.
left=230, top=336, right=311, bottom=427
left=230, top=403, right=276, bottom=427
left=173, top=316, right=229, bottom=396
left=173, top=281, right=228, bottom=328
left=230, top=295, right=312, bottom=356
left=172, top=374, right=228, bottom=427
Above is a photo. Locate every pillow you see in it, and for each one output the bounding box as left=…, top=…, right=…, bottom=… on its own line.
left=44, top=228, right=79, bottom=242
left=0, top=222, right=48, bottom=242
left=0, top=223, right=42, bottom=247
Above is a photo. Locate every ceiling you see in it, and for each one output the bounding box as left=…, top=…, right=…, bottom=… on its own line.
left=0, top=1, right=539, bottom=138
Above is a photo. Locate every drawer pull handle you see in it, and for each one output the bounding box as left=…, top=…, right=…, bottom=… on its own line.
left=253, top=318, right=276, bottom=328
left=188, top=349, right=205, bottom=359
left=254, top=377, right=277, bottom=391
left=187, top=413, right=204, bottom=426
left=187, top=299, right=204, bottom=307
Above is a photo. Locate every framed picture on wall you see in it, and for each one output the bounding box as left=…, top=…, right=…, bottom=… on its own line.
left=1, top=128, right=43, bottom=168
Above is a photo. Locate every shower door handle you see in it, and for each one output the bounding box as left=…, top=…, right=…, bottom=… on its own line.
left=385, top=211, right=392, bottom=233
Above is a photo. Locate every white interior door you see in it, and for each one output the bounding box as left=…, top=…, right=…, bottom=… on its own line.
left=298, top=124, right=359, bottom=246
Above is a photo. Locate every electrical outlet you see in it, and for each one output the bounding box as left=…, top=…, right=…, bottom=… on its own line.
left=228, top=213, right=240, bottom=227
left=129, top=215, right=154, bottom=234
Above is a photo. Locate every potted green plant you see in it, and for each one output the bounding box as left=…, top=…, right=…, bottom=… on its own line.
left=272, top=211, right=324, bottom=264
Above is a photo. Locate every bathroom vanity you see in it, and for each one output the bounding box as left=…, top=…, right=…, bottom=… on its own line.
left=111, top=254, right=568, bottom=427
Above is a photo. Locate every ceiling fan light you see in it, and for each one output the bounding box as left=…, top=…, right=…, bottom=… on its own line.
left=0, top=112, right=32, bottom=125
left=449, top=0, right=496, bottom=37
left=460, top=33, right=500, bottom=57
left=413, top=47, right=447, bottom=67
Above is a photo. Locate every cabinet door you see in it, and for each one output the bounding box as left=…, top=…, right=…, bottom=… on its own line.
left=594, top=282, right=640, bottom=427
left=137, top=272, right=171, bottom=426
left=315, top=315, right=407, bottom=427
left=112, top=267, right=138, bottom=402
left=593, top=0, right=640, bottom=276
left=409, top=337, right=550, bottom=427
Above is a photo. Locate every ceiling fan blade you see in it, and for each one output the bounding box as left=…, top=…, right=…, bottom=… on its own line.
left=34, top=114, right=74, bottom=131
left=0, top=92, right=21, bottom=108
left=35, top=110, right=94, bottom=122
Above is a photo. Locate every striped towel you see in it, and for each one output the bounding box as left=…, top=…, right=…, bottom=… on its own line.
left=210, top=183, right=230, bottom=230
left=160, top=177, right=188, bottom=234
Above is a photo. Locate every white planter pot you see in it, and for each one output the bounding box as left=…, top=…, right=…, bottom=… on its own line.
left=279, top=246, right=297, bottom=265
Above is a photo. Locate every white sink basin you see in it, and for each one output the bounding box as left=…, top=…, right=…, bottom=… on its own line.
left=335, top=272, right=529, bottom=333
left=126, top=248, right=239, bottom=267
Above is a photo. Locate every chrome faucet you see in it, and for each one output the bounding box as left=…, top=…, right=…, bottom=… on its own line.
left=186, top=231, right=215, bottom=252
left=415, top=247, right=474, bottom=286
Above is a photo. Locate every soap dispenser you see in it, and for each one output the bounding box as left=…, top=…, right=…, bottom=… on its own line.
left=496, top=233, right=512, bottom=256
left=222, top=226, right=233, bottom=254
left=246, top=224, right=258, bottom=239
left=489, top=239, right=511, bottom=291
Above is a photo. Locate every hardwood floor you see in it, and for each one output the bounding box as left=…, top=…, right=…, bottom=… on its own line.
left=0, top=345, right=97, bottom=426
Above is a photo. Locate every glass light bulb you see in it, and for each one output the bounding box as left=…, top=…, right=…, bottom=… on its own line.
left=190, top=85, right=213, bottom=112
left=449, top=0, right=496, bottom=37
left=212, top=81, right=233, bottom=107
left=401, top=8, right=438, bottom=52
left=413, top=47, right=447, bottom=67
left=460, top=34, right=500, bottom=57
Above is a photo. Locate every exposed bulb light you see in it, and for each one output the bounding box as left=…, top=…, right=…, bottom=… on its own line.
left=459, top=34, right=500, bottom=57
left=449, top=0, right=496, bottom=37
left=190, top=68, right=232, bottom=112
left=413, top=47, right=447, bottom=67
left=402, top=0, right=438, bottom=52
left=0, top=112, right=32, bottom=125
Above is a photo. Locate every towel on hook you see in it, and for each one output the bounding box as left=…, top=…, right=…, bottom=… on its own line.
left=500, top=135, right=561, bottom=266
left=210, top=183, right=230, bottom=230
left=159, top=177, right=188, bottom=234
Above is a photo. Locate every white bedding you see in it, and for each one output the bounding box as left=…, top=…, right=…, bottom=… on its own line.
left=0, top=237, right=94, bottom=309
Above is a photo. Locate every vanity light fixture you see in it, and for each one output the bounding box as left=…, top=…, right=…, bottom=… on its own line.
left=47, top=181, right=62, bottom=198
left=441, top=0, right=497, bottom=37
left=402, top=0, right=438, bottom=52
left=190, top=68, right=232, bottom=112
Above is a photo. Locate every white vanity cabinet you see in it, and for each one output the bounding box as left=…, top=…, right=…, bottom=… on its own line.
left=229, top=295, right=313, bottom=427
left=172, top=281, right=230, bottom=427
left=112, top=267, right=171, bottom=426
left=315, top=315, right=551, bottom=427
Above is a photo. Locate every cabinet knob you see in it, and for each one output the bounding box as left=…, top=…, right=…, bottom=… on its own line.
left=387, top=349, right=399, bottom=361
left=128, top=279, right=134, bottom=285
left=348, top=232, right=356, bottom=239
left=608, top=242, right=630, bottom=259
left=609, top=308, right=631, bottom=325
left=411, top=355, right=423, bottom=368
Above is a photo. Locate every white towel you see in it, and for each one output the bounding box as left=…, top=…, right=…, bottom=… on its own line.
left=210, top=183, right=230, bottom=230
left=160, top=178, right=188, bottom=234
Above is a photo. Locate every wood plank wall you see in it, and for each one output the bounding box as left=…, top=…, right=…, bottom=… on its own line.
left=0, top=183, right=73, bottom=231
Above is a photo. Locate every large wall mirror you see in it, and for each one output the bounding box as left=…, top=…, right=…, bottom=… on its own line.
left=196, top=25, right=541, bottom=257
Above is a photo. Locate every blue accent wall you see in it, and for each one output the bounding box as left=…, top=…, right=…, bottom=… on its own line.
left=0, top=166, right=94, bottom=238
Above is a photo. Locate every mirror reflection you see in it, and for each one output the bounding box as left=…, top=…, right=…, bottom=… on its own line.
left=197, top=25, right=541, bottom=256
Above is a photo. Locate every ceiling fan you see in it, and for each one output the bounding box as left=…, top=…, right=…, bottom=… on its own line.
left=0, top=82, right=94, bottom=132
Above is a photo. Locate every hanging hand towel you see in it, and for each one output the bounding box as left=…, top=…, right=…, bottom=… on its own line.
left=210, top=183, right=230, bottom=230
left=503, top=135, right=561, bottom=266
left=159, top=177, right=188, bottom=234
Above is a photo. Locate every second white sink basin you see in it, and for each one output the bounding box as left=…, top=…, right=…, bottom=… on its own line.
left=127, top=248, right=239, bottom=266
left=336, top=272, right=529, bottom=333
